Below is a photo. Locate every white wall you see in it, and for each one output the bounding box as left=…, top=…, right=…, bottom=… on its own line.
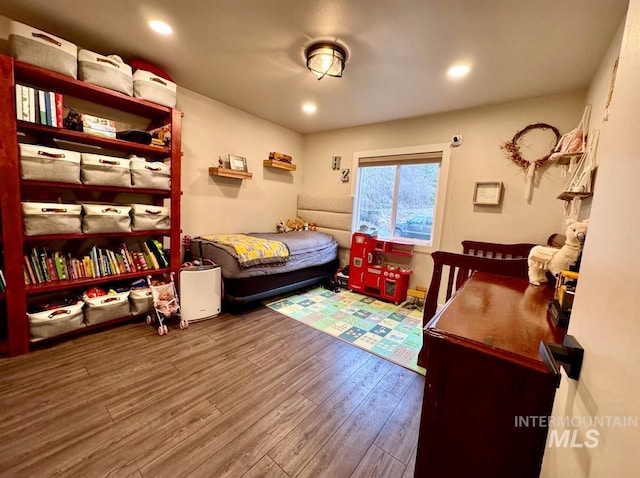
left=303, top=92, right=586, bottom=286
left=178, top=88, right=303, bottom=237
left=574, top=19, right=625, bottom=221
left=541, top=2, right=640, bottom=475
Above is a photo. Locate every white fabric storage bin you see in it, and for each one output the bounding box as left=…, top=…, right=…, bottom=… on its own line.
left=83, top=291, right=131, bottom=326
left=28, top=301, right=85, bottom=342
left=130, top=288, right=153, bottom=315
left=8, top=21, right=77, bottom=78
left=22, top=202, right=82, bottom=236
left=81, top=153, right=131, bottom=187
left=78, top=49, right=133, bottom=96
left=133, top=70, right=177, bottom=108
left=81, top=204, right=132, bottom=234
left=130, top=158, right=171, bottom=190
left=19, top=144, right=81, bottom=184
left=131, top=204, right=170, bottom=231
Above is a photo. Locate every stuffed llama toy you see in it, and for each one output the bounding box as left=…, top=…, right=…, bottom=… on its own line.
left=527, top=219, right=589, bottom=286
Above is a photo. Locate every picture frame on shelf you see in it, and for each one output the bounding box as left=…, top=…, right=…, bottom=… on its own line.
left=473, top=181, right=503, bottom=205
left=229, top=154, right=247, bottom=171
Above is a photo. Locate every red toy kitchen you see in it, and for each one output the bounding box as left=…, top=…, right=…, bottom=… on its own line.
left=347, top=232, right=413, bottom=304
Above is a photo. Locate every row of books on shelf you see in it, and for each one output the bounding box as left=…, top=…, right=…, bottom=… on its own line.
left=23, top=240, right=169, bottom=286
left=15, top=84, right=63, bottom=127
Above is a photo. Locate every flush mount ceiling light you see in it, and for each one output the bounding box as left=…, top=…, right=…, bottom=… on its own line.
left=447, top=64, right=471, bottom=78
left=305, top=42, right=347, bottom=80
left=302, top=103, right=317, bottom=114
left=149, top=20, right=173, bottom=35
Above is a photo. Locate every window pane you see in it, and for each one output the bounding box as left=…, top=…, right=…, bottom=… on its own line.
left=355, top=165, right=395, bottom=238
left=394, top=163, right=440, bottom=242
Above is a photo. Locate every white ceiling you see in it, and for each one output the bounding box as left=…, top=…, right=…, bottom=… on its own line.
left=0, top=0, right=629, bottom=134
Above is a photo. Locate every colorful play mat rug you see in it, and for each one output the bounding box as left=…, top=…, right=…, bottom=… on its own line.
left=265, top=286, right=426, bottom=375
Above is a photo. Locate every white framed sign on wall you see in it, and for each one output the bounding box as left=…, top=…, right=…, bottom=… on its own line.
left=473, top=181, right=504, bottom=205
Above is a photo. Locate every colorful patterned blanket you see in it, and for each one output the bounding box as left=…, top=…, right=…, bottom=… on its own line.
left=199, top=234, right=290, bottom=267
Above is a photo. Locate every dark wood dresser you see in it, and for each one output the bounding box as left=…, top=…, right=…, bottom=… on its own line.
left=415, top=272, right=565, bottom=478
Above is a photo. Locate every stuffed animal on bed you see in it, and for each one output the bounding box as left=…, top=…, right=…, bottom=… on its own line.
left=527, top=219, right=588, bottom=286
left=276, top=221, right=291, bottom=233
left=286, top=217, right=306, bottom=231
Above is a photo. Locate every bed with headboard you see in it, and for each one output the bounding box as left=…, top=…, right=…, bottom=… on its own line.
left=191, top=194, right=353, bottom=304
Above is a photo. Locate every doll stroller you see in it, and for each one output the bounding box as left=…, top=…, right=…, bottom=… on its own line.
left=145, top=272, right=188, bottom=335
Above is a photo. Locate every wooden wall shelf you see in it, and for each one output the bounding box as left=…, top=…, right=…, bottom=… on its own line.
left=557, top=191, right=593, bottom=201
left=263, top=159, right=296, bottom=171
left=209, top=167, right=252, bottom=180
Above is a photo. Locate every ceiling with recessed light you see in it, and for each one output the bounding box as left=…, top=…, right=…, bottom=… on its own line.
left=0, top=0, right=629, bottom=134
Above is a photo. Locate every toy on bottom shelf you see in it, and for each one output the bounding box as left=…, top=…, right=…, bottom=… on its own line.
left=527, top=219, right=588, bottom=286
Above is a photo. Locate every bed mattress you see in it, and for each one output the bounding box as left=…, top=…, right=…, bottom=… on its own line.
left=193, top=231, right=338, bottom=279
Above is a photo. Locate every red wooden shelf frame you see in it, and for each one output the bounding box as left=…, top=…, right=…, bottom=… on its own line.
left=18, top=121, right=170, bottom=158
left=14, top=60, right=170, bottom=118
left=0, top=54, right=183, bottom=356
left=21, top=180, right=172, bottom=197
left=25, top=268, right=170, bottom=295
left=22, top=230, right=171, bottom=242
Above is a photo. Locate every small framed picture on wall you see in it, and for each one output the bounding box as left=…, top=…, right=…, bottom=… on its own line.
left=473, top=181, right=504, bottom=205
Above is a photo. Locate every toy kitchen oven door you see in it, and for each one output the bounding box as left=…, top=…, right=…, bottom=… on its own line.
left=380, top=266, right=411, bottom=304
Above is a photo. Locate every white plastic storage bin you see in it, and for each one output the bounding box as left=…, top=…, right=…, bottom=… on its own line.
left=81, top=204, right=132, bottom=234
left=22, top=202, right=82, bottom=236
left=130, top=157, right=171, bottom=190
left=28, top=301, right=85, bottom=342
left=130, top=288, right=153, bottom=315
left=83, top=291, right=131, bottom=326
left=78, top=49, right=133, bottom=96
left=19, top=144, right=81, bottom=184
left=81, top=153, right=131, bottom=187
left=8, top=21, right=77, bottom=78
left=133, top=70, right=177, bottom=108
left=131, top=204, right=170, bottom=231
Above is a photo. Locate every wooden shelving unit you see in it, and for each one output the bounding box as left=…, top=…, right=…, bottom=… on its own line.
left=209, top=167, right=252, bottom=180
left=0, top=55, right=183, bottom=356
left=263, top=159, right=296, bottom=171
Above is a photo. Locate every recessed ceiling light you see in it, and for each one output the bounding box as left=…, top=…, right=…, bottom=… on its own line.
left=302, top=104, right=317, bottom=114
left=447, top=64, right=471, bottom=78
left=149, top=20, right=173, bottom=35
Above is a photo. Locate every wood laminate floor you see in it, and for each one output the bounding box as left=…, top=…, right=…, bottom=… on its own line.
left=0, top=304, right=424, bottom=478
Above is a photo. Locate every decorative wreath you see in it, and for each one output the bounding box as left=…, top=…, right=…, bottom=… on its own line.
left=500, top=123, right=561, bottom=170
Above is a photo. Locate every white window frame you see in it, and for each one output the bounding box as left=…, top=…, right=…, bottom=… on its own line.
left=351, top=143, right=451, bottom=253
